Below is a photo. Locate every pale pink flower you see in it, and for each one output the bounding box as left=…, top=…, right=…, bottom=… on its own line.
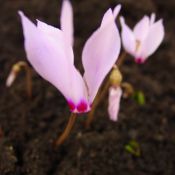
left=108, top=87, right=122, bottom=121
left=18, top=1, right=121, bottom=113
left=6, top=71, right=16, bottom=87
left=120, top=14, right=165, bottom=64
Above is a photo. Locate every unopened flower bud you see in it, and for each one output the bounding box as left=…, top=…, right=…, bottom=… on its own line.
left=109, top=65, right=123, bottom=87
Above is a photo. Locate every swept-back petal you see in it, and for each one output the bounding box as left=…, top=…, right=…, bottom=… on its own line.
left=133, top=15, right=149, bottom=42
left=18, top=11, right=88, bottom=111
left=120, top=17, right=136, bottom=56
left=100, top=5, right=121, bottom=27
left=142, top=19, right=164, bottom=59
left=100, top=8, right=113, bottom=27
left=108, top=87, right=122, bottom=121
left=113, top=4, right=121, bottom=19
left=60, top=0, right=73, bottom=46
left=37, top=20, right=74, bottom=63
left=37, top=20, right=63, bottom=42
left=150, top=13, right=156, bottom=25
left=82, top=9, right=121, bottom=103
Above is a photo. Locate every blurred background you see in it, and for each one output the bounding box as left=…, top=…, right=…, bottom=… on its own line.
left=0, top=0, right=175, bottom=174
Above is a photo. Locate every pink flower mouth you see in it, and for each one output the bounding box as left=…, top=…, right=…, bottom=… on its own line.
left=135, top=58, right=145, bottom=64
left=68, top=100, right=76, bottom=112
left=67, top=100, right=90, bottom=113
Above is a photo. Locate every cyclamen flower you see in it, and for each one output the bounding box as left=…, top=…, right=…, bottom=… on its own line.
left=18, top=0, right=121, bottom=113
left=120, top=14, right=165, bottom=64
left=6, top=70, right=17, bottom=87
left=108, top=87, right=122, bottom=121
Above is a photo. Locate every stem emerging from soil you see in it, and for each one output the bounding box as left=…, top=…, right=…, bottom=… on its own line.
left=55, top=113, right=77, bottom=146
left=85, top=51, right=127, bottom=128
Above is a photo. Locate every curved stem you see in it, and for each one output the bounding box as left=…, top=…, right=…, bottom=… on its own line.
left=86, top=81, right=110, bottom=128
left=55, top=113, right=77, bottom=146
left=18, top=61, right=32, bottom=99
left=116, top=51, right=127, bottom=67
left=24, top=63, right=32, bottom=99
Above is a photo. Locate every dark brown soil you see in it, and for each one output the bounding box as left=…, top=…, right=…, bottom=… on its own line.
left=0, top=0, right=175, bottom=175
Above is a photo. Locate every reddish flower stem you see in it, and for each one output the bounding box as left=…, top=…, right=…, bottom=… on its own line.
left=55, top=113, right=77, bottom=146
left=85, top=80, right=110, bottom=128
left=116, top=51, right=127, bottom=67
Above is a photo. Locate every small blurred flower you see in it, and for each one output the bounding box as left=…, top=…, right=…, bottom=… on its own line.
left=6, top=61, right=26, bottom=87
left=120, top=14, right=165, bottom=63
left=108, top=86, right=122, bottom=121
left=6, top=67, right=18, bottom=87
left=18, top=0, right=121, bottom=113
left=6, top=61, right=32, bottom=98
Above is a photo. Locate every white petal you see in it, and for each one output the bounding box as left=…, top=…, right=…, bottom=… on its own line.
left=37, top=20, right=74, bottom=63
left=60, top=0, right=74, bottom=46
left=100, top=5, right=121, bottom=27
left=82, top=9, right=121, bottom=103
left=6, top=71, right=16, bottom=87
left=113, top=4, right=121, bottom=19
left=108, top=87, right=122, bottom=122
left=120, top=17, right=136, bottom=56
left=150, top=13, right=156, bottom=25
left=133, top=16, right=149, bottom=42
left=142, top=19, right=164, bottom=59
left=100, top=8, right=113, bottom=27
left=37, top=20, right=63, bottom=41
left=19, top=11, right=87, bottom=108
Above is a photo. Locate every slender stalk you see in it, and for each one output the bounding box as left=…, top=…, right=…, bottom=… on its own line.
left=55, top=113, right=77, bottom=146
left=25, top=64, right=32, bottom=99
left=86, top=81, right=110, bottom=128
left=116, top=51, right=127, bottom=67
left=18, top=61, right=32, bottom=99
left=85, top=51, right=127, bottom=128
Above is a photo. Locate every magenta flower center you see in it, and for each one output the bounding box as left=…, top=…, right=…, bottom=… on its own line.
left=67, top=100, right=89, bottom=113
left=68, top=100, right=76, bottom=111
left=135, top=58, right=144, bottom=64
left=77, top=100, right=88, bottom=113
